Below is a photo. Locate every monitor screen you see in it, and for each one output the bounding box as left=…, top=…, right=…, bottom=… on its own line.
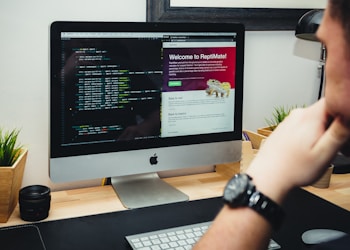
left=50, top=21, right=244, bottom=208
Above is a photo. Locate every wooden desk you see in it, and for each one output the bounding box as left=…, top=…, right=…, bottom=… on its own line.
left=2, top=142, right=350, bottom=228
left=304, top=174, right=350, bottom=210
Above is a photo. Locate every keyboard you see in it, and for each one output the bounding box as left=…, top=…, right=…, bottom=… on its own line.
left=126, top=221, right=281, bottom=250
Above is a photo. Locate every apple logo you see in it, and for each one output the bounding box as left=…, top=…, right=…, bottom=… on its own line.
left=149, top=153, right=158, bottom=165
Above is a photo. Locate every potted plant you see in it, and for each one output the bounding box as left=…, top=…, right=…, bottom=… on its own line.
left=0, top=128, right=28, bottom=223
left=257, top=105, right=298, bottom=137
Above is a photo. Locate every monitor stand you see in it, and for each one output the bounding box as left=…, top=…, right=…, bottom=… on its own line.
left=111, top=173, right=189, bottom=209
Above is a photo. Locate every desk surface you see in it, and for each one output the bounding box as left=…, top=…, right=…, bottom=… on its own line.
left=1, top=189, right=350, bottom=250
left=2, top=141, right=350, bottom=228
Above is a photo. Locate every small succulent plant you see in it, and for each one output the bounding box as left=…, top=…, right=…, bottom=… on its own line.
left=0, top=128, right=22, bottom=166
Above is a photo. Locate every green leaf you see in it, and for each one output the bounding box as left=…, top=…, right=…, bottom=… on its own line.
left=265, top=105, right=301, bottom=131
left=0, top=128, right=22, bottom=166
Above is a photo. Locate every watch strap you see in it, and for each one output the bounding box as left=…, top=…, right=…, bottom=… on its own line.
left=223, top=173, right=285, bottom=230
left=248, top=191, right=285, bottom=230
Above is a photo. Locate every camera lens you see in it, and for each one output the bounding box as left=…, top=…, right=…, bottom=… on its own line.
left=19, top=185, right=51, bottom=222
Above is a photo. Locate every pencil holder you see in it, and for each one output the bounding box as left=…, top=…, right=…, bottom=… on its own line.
left=312, top=165, right=334, bottom=189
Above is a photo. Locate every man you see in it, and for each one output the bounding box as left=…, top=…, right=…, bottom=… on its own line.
left=194, top=0, right=350, bottom=249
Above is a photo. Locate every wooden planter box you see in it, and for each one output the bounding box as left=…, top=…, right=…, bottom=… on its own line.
left=0, top=149, right=28, bottom=222
left=257, top=125, right=277, bottom=137
left=243, top=130, right=267, bottom=150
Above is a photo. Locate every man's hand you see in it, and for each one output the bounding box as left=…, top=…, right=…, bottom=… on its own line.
left=246, top=99, right=350, bottom=203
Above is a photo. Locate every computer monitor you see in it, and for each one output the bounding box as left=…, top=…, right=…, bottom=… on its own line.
left=50, top=21, right=244, bottom=209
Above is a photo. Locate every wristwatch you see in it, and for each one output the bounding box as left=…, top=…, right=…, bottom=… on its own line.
left=223, top=173, right=285, bottom=230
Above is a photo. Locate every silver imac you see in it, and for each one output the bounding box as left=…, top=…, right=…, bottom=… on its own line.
left=50, top=21, right=244, bottom=208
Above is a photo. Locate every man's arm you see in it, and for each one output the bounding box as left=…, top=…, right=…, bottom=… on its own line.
left=194, top=205, right=272, bottom=249
left=194, top=99, right=350, bottom=249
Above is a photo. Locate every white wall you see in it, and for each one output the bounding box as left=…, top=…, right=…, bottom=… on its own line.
left=0, top=1, right=321, bottom=190
left=243, top=31, right=321, bottom=130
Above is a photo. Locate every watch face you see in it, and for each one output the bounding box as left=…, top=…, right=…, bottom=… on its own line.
left=224, top=174, right=249, bottom=204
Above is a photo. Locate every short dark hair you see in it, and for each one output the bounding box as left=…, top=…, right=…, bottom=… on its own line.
left=329, top=0, right=350, bottom=44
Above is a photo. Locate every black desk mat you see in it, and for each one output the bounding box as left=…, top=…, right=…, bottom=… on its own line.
left=1, top=188, right=350, bottom=250
left=0, top=224, right=46, bottom=250
left=278, top=188, right=350, bottom=249
left=37, top=197, right=223, bottom=250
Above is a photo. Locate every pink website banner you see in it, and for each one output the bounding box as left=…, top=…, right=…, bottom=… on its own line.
left=162, top=47, right=236, bottom=92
